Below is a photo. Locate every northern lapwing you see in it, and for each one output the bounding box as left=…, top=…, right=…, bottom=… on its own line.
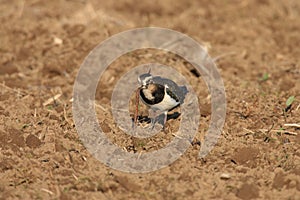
left=135, top=70, right=188, bottom=128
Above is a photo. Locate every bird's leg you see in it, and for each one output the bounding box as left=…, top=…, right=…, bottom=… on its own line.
left=148, top=109, right=156, bottom=130
left=149, top=109, right=163, bottom=130
left=162, top=111, right=168, bottom=130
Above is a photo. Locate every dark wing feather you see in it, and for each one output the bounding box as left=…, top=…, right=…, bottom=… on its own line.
left=152, top=76, right=188, bottom=104
left=166, top=88, right=179, bottom=102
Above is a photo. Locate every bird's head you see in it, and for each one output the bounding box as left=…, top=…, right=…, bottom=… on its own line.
left=138, top=72, right=153, bottom=88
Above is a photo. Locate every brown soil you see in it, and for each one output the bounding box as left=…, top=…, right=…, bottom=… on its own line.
left=1, top=0, right=300, bottom=199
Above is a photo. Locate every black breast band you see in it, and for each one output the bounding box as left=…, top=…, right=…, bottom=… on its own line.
left=140, top=84, right=165, bottom=105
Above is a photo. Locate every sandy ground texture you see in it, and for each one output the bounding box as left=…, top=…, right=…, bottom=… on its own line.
left=1, top=0, right=300, bottom=199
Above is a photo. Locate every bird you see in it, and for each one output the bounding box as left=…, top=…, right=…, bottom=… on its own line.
left=137, top=70, right=188, bottom=128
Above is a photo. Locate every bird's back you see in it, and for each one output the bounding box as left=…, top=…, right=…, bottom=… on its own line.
left=152, top=76, right=188, bottom=104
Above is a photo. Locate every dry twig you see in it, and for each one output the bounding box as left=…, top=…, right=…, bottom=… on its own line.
left=296, top=103, right=300, bottom=111
left=41, top=188, right=54, bottom=195
left=284, top=123, right=300, bottom=128
left=43, top=94, right=62, bottom=106
left=242, top=128, right=255, bottom=134
left=134, top=87, right=141, bottom=126
left=259, top=129, right=297, bottom=136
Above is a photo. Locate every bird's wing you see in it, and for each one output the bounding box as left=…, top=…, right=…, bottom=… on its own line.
left=152, top=76, right=188, bottom=103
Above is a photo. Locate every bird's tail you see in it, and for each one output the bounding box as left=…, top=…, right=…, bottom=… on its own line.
left=179, top=85, right=189, bottom=103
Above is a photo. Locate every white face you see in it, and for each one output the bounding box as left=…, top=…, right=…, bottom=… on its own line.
left=138, top=74, right=153, bottom=86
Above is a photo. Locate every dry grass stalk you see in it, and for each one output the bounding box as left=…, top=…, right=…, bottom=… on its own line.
left=284, top=123, right=300, bottom=128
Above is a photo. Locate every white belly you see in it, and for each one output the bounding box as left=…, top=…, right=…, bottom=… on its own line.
left=151, top=92, right=179, bottom=111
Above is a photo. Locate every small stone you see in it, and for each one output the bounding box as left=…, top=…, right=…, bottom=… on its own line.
left=53, top=36, right=63, bottom=45
left=220, top=173, right=231, bottom=180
